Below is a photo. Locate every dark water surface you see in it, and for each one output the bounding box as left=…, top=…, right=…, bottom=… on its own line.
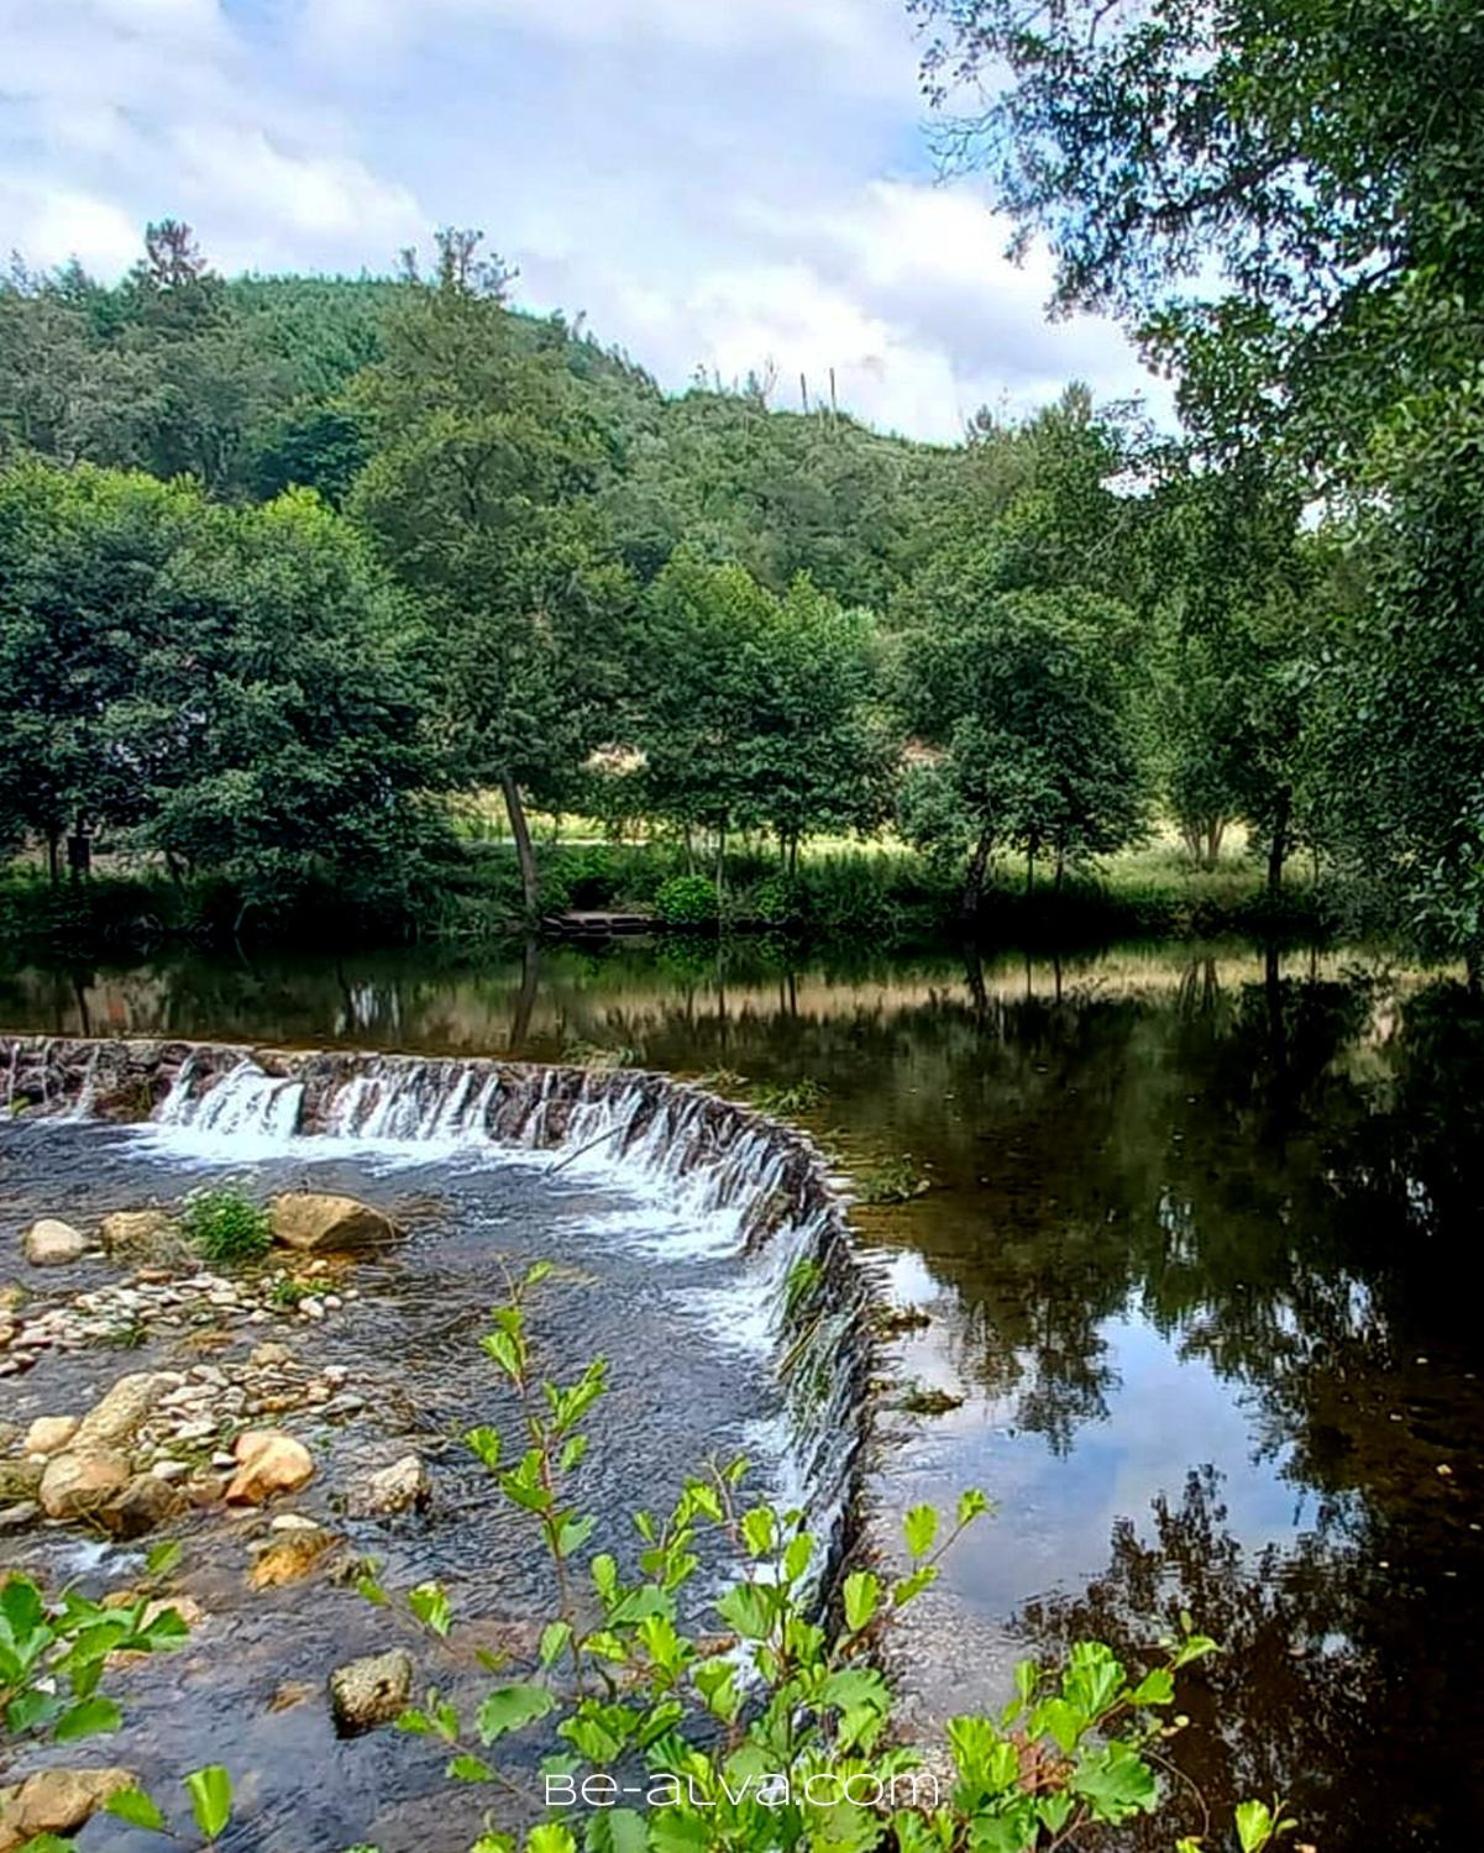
left=5, top=938, right=1484, bottom=1849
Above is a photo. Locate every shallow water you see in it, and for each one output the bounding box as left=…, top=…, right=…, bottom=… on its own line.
left=0, top=1110, right=794, bottom=1850
left=5, top=937, right=1484, bottom=1849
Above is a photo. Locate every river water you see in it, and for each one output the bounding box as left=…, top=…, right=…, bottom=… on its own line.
left=4, top=937, right=1483, bottom=1850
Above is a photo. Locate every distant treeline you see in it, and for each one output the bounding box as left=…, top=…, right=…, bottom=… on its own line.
left=0, top=223, right=1473, bottom=964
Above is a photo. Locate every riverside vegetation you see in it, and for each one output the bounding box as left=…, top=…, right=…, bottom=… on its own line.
left=5, top=26, right=1484, bottom=970
left=2, top=1269, right=1290, bottom=1853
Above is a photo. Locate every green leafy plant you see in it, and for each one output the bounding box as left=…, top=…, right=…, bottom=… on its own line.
left=655, top=874, right=720, bottom=928
left=363, top=1270, right=1286, bottom=1853
left=750, top=1076, right=829, bottom=1115
left=0, top=1569, right=237, bottom=1846
left=270, top=1274, right=316, bottom=1309
left=856, top=1156, right=932, bottom=1205
left=179, top=1185, right=273, bottom=1267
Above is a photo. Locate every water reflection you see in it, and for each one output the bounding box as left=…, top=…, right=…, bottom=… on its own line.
left=3, top=938, right=1483, bottom=1849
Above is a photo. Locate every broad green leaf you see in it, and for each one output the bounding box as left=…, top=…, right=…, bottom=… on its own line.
left=184, top=1765, right=233, bottom=1841
left=527, top=1827, right=577, bottom=1853
left=540, top=1621, right=573, bottom=1667
left=476, top=1682, right=556, bottom=1744
left=106, top=1788, right=169, bottom=1833
left=145, top=1539, right=184, bottom=1578
left=715, top=1581, right=773, bottom=1640
left=409, top=1582, right=452, bottom=1638
left=448, top=1753, right=495, bottom=1782
left=1129, top=1667, right=1175, bottom=1707
left=957, top=1488, right=991, bottom=1527
left=53, top=1696, right=123, bottom=1742
left=903, top=1504, right=938, bottom=1558
left=585, top=1808, right=648, bottom=1853
left=842, top=1570, right=880, bottom=1633
left=740, top=1506, right=777, bottom=1557
left=1236, top=1800, right=1277, bottom=1853
left=1070, top=1741, right=1159, bottom=1824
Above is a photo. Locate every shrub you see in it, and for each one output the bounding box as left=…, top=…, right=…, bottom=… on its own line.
left=655, top=872, right=719, bottom=927
left=549, top=847, right=625, bottom=911
left=179, top=1186, right=273, bottom=1267
left=362, top=1271, right=1294, bottom=1853
left=0, top=1552, right=237, bottom=1845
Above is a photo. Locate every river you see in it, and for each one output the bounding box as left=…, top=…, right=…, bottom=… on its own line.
left=3, top=935, right=1482, bottom=1850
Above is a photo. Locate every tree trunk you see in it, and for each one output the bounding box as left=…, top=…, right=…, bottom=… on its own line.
left=501, top=775, right=539, bottom=916
left=1266, top=788, right=1292, bottom=900
left=961, top=827, right=994, bottom=919
left=1026, top=840, right=1036, bottom=896
left=1207, top=820, right=1226, bottom=869
left=46, top=825, right=61, bottom=886
left=715, top=826, right=727, bottom=915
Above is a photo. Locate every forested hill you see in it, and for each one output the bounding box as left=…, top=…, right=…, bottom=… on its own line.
left=2, top=223, right=1480, bottom=972
left=0, top=245, right=950, bottom=611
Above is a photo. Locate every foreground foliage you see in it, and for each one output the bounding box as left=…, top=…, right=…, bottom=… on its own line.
left=356, top=1268, right=1289, bottom=1853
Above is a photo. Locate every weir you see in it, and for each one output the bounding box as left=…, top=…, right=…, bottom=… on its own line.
left=1, top=1034, right=876, bottom=1582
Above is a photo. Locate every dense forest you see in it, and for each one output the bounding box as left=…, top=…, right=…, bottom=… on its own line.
left=2, top=31, right=1482, bottom=974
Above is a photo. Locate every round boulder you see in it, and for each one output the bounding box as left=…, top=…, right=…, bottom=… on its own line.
left=39, top=1449, right=131, bottom=1520
left=22, top=1218, right=87, bottom=1267
left=269, top=1192, right=400, bottom=1254
left=24, top=1414, right=80, bottom=1457
left=347, top=1454, right=432, bottom=1519
left=0, top=1767, right=135, bottom=1849
left=225, top=1430, right=314, bottom=1505
left=328, top=1648, right=413, bottom=1736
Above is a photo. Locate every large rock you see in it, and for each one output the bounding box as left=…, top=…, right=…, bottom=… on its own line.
left=225, top=1430, right=314, bottom=1505
left=100, top=1472, right=184, bottom=1539
left=22, top=1218, right=87, bottom=1266
left=0, top=1766, right=135, bottom=1851
left=24, top=1414, right=80, bottom=1456
left=346, top=1454, right=432, bottom=1519
left=269, top=1192, right=399, bottom=1253
left=328, top=1648, right=413, bottom=1735
left=99, top=1208, right=195, bottom=1270
left=39, top=1448, right=131, bottom=1519
left=73, top=1372, right=173, bottom=1450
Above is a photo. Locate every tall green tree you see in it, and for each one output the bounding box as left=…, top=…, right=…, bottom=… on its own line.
left=911, top=0, right=1484, bottom=951
left=1144, top=460, right=1324, bottom=893
left=897, top=586, right=1146, bottom=909
left=631, top=551, right=892, bottom=883
left=0, top=460, right=443, bottom=920
left=350, top=231, right=632, bottom=913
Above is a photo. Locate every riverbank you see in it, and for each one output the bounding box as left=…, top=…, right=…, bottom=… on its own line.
left=0, top=836, right=1335, bottom=958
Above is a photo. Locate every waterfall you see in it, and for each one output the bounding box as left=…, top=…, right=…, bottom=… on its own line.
left=0, top=1035, right=875, bottom=1586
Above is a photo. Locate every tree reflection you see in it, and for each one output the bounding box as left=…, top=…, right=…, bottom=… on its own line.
left=1017, top=1466, right=1484, bottom=1850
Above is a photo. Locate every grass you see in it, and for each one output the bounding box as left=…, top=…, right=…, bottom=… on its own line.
left=179, top=1187, right=273, bottom=1268
left=0, top=813, right=1335, bottom=954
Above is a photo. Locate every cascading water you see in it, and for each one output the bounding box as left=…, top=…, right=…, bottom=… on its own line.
left=2, top=1035, right=874, bottom=1584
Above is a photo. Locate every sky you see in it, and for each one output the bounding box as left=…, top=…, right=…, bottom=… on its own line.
left=0, top=0, right=1167, bottom=443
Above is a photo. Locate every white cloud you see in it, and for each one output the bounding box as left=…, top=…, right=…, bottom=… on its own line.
left=295, top=0, right=913, bottom=93
left=0, top=181, right=140, bottom=274
left=0, top=0, right=1163, bottom=439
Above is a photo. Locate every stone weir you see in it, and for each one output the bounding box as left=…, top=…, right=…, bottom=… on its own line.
left=1, top=1034, right=877, bottom=1584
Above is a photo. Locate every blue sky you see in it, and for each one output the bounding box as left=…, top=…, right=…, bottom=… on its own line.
left=0, top=0, right=1164, bottom=441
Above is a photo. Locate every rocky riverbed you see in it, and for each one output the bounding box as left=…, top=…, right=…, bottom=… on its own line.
left=0, top=1044, right=873, bottom=1852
